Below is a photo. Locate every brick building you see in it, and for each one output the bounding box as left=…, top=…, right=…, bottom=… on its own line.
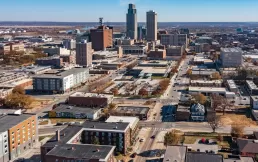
left=0, top=113, right=38, bottom=161
left=148, top=49, right=166, bottom=59
left=68, top=92, right=114, bottom=108
left=90, top=25, right=113, bottom=51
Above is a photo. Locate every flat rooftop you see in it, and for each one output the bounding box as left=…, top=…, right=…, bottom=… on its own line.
left=52, top=104, right=100, bottom=114
left=82, top=121, right=130, bottom=133
left=221, top=48, right=242, bottom=53
left=70, top=92, right=113, bottom=99
left=138, top=60, right=169, bottom=66
left=0, top=114, right=34, bottom=133
left=47, top=144, right=115, bottom=160
left=243, top=55, right=258, bottom=59
left=133, top=66, right=167, bottom=74
left=191, top=80, right=222, bottom=84
left=227, top=80, right=237, bottom=89
left=251, top=96, right=258, bottom=102
left=246, top=80, right=258, bottom=90
left=13, top=65, right=51, bottom=73
left=34, top=67, right=88, bottom=79
left=115, top=105, right=150, bottom=115
left=43, top=125, right=115, bottom=161
left=189, top=86, right=227, bottom=93
left=105, top=116, right=139, bottom=130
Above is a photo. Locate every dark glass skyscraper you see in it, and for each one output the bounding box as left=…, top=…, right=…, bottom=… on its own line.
left=126, top=4, right=137, bottom=40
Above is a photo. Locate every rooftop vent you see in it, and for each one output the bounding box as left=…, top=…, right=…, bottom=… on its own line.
left=92, top=125, right=95, bottom=128
left=113, top=126, right=118, bottom=129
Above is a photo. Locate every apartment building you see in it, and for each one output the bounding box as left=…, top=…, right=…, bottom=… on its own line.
left=90, top=25, right=113, bottom=51
left=41, top=126, right=116, bottom=162
left=160, top=34, right=188, bottom=46
left=0, top=113, right=37, bottom=161
left=33, top=67, right=88, bottom=94
left=81, top=122, right=131, bottom=153
left=221, top=48, right=243, bottom=67
left=76, top=40, right=92, bottom=66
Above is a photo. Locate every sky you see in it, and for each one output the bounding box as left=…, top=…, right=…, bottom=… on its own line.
left=0, top=0, right=258, bottom=22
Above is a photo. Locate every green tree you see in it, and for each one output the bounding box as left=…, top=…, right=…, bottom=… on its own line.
left=164, top=130, right=181, bottom=146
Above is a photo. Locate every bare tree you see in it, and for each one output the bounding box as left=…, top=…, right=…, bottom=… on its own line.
left=211, top=94, right=231, bottom=115
left=231, top=125, right=244, bottom=138
left=207, top=115, right=221, bottom=133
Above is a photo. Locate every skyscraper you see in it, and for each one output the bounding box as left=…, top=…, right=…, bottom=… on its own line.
left=126, top=4, right=137, bottom=40
left=146, top=10, right=157, bottom=41
left=76, top=40, right=92, bottom=66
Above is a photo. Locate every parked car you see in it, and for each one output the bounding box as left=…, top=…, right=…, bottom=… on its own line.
left=131, top=153, right=137, bottom=158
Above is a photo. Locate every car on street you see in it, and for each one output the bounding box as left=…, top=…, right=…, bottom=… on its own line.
left=131, top=153, right=137, bottom=158
left=140, top=138, right=145, bottom=142
left=151, top=135, right=155, bottom=139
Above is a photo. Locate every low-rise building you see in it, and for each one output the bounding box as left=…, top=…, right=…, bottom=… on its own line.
left=111, top=105, right=150, bottom=120
left=186, top=152, right=223, bottom=162
left=68, top=92, right=114, bottom=108
left=35, top=55, right=63, bottom=68
left=93, top=51, right=119, bottom=60
left=41, top=125, right=116, bottom=162
left=166, top=45, right=184, bottom=56
left=33, top=68, right=89, bottom=94
left=13, top=65, right=52, bottom=75
left=49, top=104, right=102, bottom=120
left=0, top=113, right=38, bottom=161
left=250, top=96, right=258, bottom=110
left=226, top=80, right=238, bottom=92
left=120, top=45, right=147, bottom=55
left=43, top=47, right=70, bottom=56
left=117, top=39, right=134, bottom=45
left=190, top=80, right=222, bottom=87
left=189, top=86, right=235, bottom=98
left=176, top=105, right=190, bottom=121
left=246, top=80, right=258, bottom=95
left=190, top=103, right=205, bottom=121
left=162, top=146, right=187, bottom=162
left=237, top=138, right=258, bottom=158
left=148, top=49, right=166, bottom=59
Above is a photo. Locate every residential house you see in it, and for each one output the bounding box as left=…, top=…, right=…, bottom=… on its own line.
left=237, top=138, right=258, bottom=158
left=190, top=103, right=205, bottom=121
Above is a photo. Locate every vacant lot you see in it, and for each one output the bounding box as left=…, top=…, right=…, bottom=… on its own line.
left=219, top=114, right=257, bottom=126
left=183, top=135, right=230, bottom=148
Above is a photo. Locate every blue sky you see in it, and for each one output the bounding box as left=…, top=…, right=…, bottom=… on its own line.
left=0, top=0, right=258, bottom=22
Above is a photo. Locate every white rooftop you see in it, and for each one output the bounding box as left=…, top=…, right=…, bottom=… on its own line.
left=105, top=116, right=139, bottom=130
left=70, top=92, right=114, bottom=98
left=221, top=48, right=242, bottom=53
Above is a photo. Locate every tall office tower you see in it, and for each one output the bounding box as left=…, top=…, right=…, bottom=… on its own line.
left=146, top=10, right=157, bottom=41
left=126, top=4, right=137, bottom=39
left=76, top=40, right=92, bottom=66
left=90, top=18, right=113, bottom=51
left=137, top=26, right=147, bottom=40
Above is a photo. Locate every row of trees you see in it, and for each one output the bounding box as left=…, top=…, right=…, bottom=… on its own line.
left=152, top=79, right=170, bottom=96
left=0, top=86, right=34, bottom=109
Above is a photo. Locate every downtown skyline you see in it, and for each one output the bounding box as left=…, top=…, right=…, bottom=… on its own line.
left=0, top=0, right=258, bottom=22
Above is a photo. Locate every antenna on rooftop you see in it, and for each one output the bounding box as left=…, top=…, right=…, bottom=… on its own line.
left=99, top=17, right=103, bottom=26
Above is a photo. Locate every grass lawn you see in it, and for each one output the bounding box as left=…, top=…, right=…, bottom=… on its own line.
left=50, top=118, right=86, bottom=124
left=218, top=113, right=257, bottom=126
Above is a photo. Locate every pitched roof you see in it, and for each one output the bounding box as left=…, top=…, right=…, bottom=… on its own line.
left=237, top=138, right=258, bottom=153
left=186, top=152, right=223, bottom=162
